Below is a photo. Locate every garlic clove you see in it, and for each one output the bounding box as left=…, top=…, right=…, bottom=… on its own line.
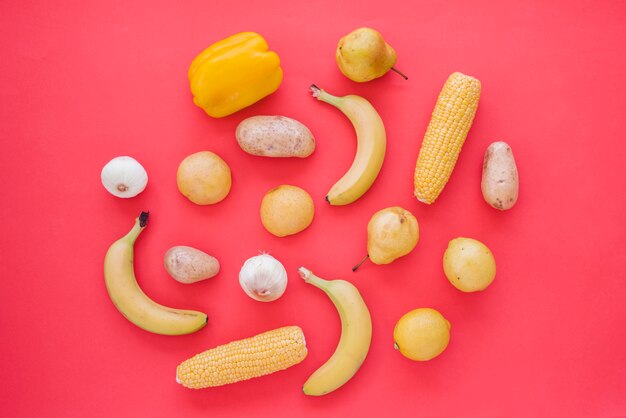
left=101, top=156, right=148, bottom=198
left=239, top=254, right=288, bottom=302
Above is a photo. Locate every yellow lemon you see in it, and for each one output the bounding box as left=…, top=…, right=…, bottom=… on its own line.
left=393, top=308, right=451, bottom=361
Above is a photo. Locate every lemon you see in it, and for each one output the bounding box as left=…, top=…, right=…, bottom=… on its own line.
left=393, top=308, right=451, bottom=361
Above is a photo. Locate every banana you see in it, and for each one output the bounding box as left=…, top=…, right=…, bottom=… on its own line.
left=298, top=267, right=372, bottom=396
left=104, top=212, right=208, bottom=335
left=310, top=85, right=386, bottom=205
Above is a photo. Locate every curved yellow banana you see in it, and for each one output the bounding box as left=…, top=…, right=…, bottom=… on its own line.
left=298, top=267, right=372, bottom=396
left=310, top=85, right=386, bottom=205
left=104, top=212, right=208, bottom=335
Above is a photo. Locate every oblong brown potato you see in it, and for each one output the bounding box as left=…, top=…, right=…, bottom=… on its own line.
left=236, top=115, right=315, bottom=158
left=164, top=246, right=220, bottom=284
left=481, top=141, right=519, bottom=210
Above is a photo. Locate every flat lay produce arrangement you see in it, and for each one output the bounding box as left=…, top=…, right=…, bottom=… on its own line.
left=101, top=28, right=519, bottom=395
left=6, top=2, right=626, bottom=416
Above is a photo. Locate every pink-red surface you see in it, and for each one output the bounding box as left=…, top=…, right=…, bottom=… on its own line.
left=1, top=0, right=625, bottom=416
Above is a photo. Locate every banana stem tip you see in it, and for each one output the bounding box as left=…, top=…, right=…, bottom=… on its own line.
left=298, top=267, right=312, bottom=282
left=309, top=84, right=321, bottom=98
left=139, top=211, right=149, bottom=227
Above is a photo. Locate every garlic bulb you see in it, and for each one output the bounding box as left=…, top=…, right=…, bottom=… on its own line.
left=239, top=254, right=288, bottom=302
left=101, top=156, right=148, bottom=198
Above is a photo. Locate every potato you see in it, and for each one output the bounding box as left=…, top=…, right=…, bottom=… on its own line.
left=443, top=237, right=496, bottom=292
left=177, top=151, right=231, bottom=205
left=260, top=185, right=314, bottom=237
left=164, top=246, right=220, bottom=284
left=236, top=115, right=315, bottom=158
left=481, top=141, right=519, bottom=210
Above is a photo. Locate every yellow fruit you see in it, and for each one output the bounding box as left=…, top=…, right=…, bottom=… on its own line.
left=177, top=151, right=231, bottom=205
left=443, top=237, right=496, bottom=292
left=335, top=27, right=403, bottom=83
left=310, top=85, right=386, bottom=205
left=393, top=308, right=450, bottom=361
left=260, top=185, right=314, bottom=237
left=367, top=206, right=419, bottom=265
left=299, top=267, right=372, bottom=396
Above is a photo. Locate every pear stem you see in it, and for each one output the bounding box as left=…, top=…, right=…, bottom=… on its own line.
left=391, top=67, right=408, bottom=80
left=352, top=254, right=370, bottom=272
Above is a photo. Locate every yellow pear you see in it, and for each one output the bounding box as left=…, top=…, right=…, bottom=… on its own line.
left=336, top=28, right=407, bottom=82
left=353, top=207, right=419, bottom=271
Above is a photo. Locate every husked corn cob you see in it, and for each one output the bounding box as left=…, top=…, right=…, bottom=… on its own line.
left=176, top=326, right=307, bottom=388
left=414, top=72, right=481, bottom=204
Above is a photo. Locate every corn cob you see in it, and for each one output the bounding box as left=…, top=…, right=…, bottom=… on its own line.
left=176, top=326, right=307, bottom=388
left=414, top=72, right=481, bottom=204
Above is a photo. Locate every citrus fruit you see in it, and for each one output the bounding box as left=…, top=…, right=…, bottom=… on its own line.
left=393, top=308, right=451, bottom=361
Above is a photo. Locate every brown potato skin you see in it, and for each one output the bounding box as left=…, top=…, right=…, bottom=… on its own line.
left=236, top=116, right=315, bottom=158
left=481, top=141, right=519, bottom=210
left=164, top=246, right=220, bottom=284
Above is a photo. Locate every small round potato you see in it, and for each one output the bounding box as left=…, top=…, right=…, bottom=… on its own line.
left=236, top=115, right=315, bottom=158
left=443, top=237, right=496, bottom=292
left=260, top=185, right=314, bottom=237
left=177, top=151, right=231, bottom=205
left=481, top=141, right=519, bottom=210
left=164, top=246, right=220, bottom=284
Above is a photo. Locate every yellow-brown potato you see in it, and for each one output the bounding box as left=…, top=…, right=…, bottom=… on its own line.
left=164, top=246, right=220, bottom=284
left=443, top=237, right=496, bottom=292
left=481, top=141, right=519, bottom=210
left=236, top=116, right=315, bottom=158
left=177, top=151, right=231, bottom=205
left=260, top=185, right=314, bottom=237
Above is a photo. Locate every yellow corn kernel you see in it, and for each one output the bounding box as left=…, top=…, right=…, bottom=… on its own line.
left=414, top=72, right=481, bottom=204
left=176, top=326, right=307, bottom=388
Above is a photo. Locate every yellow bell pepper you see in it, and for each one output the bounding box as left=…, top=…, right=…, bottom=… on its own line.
left=188, top=32, right=283, bottom=118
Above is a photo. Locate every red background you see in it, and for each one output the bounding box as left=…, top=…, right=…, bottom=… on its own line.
left=1, top=0, right=625, bottom=416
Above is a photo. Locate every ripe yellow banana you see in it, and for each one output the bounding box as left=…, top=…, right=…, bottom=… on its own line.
left=298, top=267, right=372, bottom=396
left=104, top=212, right=208, bottom=335
left=310, top=85, right=386, bottom=205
